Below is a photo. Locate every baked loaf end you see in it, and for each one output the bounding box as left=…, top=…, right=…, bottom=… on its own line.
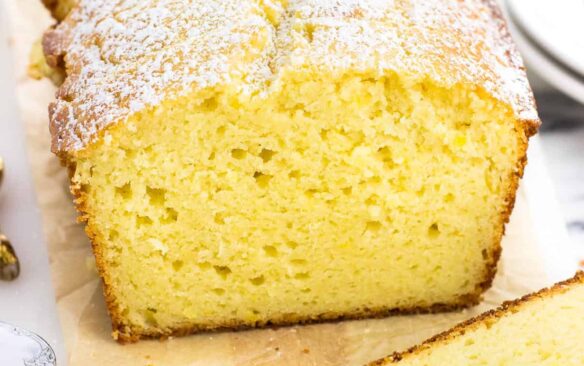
left=371, top=272, right=584, bottom=365
left=44, top=0, right=539, bottom=342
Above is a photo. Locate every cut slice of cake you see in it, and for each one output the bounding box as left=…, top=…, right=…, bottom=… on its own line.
left=370, top=271, right=584, bottom=366
left=42, top=0, right=539, bottom=342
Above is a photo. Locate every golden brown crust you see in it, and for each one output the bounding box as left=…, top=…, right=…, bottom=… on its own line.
left=115, top=300, right=482, bottom=344
left=369, top=271, right=584, bottom=365
left=41, top=28, right=62, bottom=70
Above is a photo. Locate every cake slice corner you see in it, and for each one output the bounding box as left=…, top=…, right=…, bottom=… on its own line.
left=370, top=271, right=584, bottom=365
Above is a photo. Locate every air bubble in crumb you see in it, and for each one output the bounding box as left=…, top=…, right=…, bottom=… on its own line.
left=253, top=172, right=272, bottom=188
left=214, top=265, right=232, bottom=279
left=428, top=223, right=440, bottom=238
left=231, top=149, right=247, bottom=159
left=250, top=275, right=265, bottom=285
left=259, top=148, right=276, bottom=162
left=263, top=245, right=278, bottom=257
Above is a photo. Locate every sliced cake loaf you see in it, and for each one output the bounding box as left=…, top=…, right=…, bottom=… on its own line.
left=370, top=271, right=584, bottom=365
left=42, top=0, right=539, bottom=342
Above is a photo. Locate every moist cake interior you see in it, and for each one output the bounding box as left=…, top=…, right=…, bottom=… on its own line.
left=72, top=71, right=525, bottom=335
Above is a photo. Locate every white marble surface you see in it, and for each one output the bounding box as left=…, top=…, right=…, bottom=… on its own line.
left=534, top=89, right=584, bottom=269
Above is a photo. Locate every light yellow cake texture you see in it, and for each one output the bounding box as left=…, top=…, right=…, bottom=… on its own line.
left=371, top=271, right=584, bottom=366
left=43, top=0, right=539, bottom=342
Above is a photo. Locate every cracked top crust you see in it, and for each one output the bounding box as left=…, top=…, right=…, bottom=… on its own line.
left=43, top=0, right=539, bottom=154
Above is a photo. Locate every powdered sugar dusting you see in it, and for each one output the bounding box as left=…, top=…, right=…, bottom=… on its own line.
left=44, top=0, right=538, bottom=154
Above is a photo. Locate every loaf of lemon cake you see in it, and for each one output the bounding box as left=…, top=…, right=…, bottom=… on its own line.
left=370, top=271, right=584, bottom=365
left=43, top=0, right=539, bottom=342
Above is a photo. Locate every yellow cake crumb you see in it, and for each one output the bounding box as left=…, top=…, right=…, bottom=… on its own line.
left=73, top=71, right=527, bottom=337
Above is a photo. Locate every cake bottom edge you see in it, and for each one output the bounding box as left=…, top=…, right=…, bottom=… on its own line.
left=109, top=291, right=485, bottom=344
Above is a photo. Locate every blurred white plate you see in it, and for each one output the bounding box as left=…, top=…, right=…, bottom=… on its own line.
left=506, top=0, right=584, bottom=77
left=503, top=0, right=584, bottom=104
left=0, top=322, right=56, bottom=366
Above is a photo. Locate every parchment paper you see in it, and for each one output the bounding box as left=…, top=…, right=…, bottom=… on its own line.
left=5, top=1, right=553, bottom=364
